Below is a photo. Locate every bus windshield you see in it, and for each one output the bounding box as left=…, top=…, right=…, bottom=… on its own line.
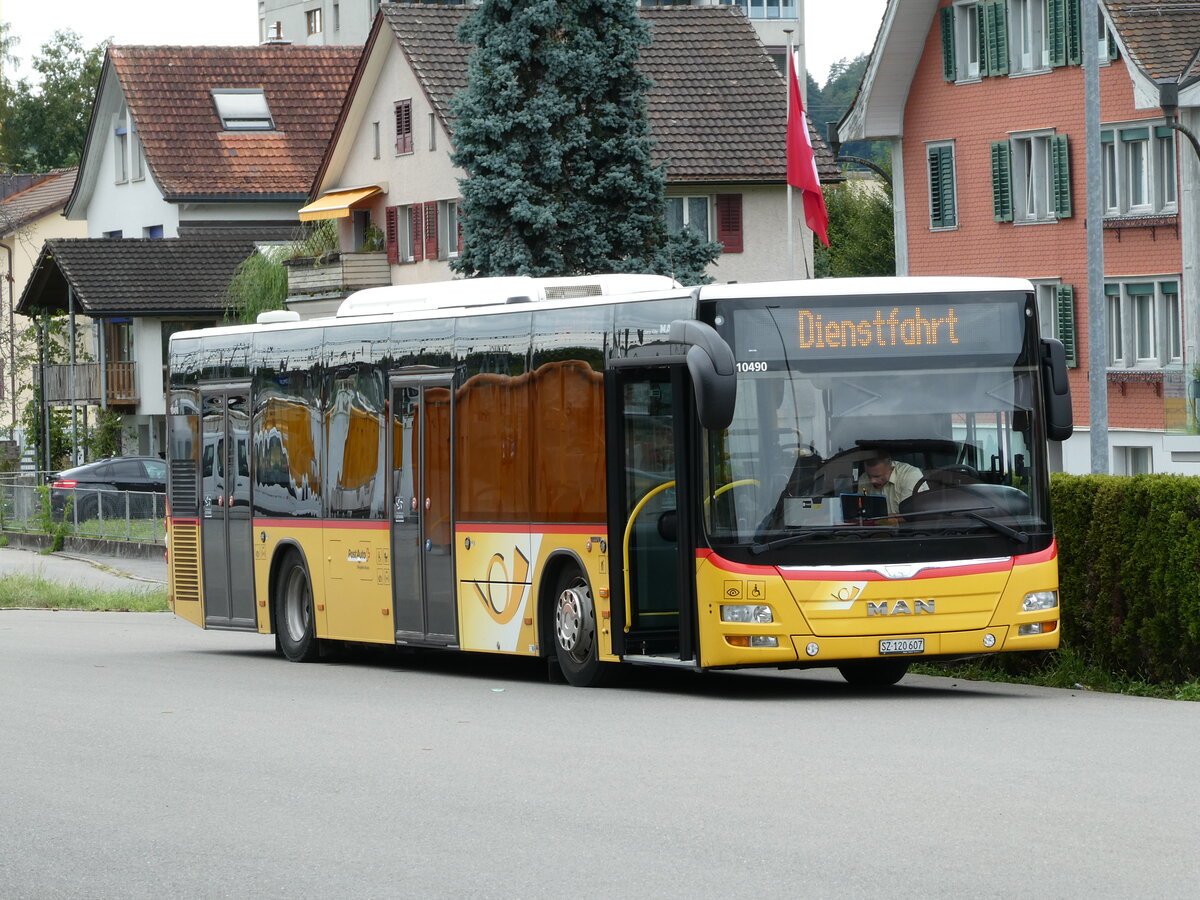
left=703, top=292, right=1050, bottom=555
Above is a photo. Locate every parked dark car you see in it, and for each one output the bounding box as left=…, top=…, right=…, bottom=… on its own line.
left=51, top=456, right=168, bottom=519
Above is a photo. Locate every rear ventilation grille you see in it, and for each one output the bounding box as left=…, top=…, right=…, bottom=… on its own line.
left=170, top=521, right=202, bottom=605
left=169, top=459, right=198, bottom=516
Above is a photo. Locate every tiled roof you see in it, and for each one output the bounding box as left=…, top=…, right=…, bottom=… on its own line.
left=1106, top=1, right=1200, bottom=84
left=0, top=169, right=77, bottom=236
left=17, top=237, right=257, bottom=317
left=109, top=45, right=361, bottom=200
left=382, top=3, right=837, bottom=183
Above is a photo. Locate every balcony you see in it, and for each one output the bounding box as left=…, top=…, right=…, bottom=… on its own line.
left=41, top=362, right=138, bottom=407
left=284, top=251, right=391, bottom=298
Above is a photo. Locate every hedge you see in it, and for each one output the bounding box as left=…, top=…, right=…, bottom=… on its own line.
left=1051, top=474, right=1200, bottom=683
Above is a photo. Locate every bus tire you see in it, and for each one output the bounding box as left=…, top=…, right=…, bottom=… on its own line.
left=837, top=659, right=910, bottom=687
left=552, top=568, right=611, bottom=688
left=275, top=550, right=319, bottom=662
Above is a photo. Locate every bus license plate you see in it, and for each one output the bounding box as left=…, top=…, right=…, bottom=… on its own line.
left=879, top=638, right=924, bottom=655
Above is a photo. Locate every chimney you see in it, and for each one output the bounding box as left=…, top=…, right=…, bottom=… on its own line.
left=263, top=21, right=291, bottom=45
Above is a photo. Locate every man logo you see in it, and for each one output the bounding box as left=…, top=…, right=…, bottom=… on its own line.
left=866, top=599, right=935, bottom=616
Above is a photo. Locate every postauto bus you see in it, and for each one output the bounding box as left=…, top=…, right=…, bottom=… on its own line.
left=165, top=275, right=1071, bottom=687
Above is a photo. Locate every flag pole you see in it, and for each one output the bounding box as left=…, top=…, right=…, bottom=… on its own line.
left=784, top=29, right=795, bottom=280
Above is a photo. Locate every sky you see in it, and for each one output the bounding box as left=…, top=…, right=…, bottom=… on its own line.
left=1, top=0, right=887, bottom=85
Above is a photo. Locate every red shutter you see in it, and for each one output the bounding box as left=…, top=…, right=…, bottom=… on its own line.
left=385, top=206, right=399, bottom=264
left=424, top=201, right=439, bottom=260
left=715, top=194, right=743, bottom=253
left=410, top=205, right=424, bottom=261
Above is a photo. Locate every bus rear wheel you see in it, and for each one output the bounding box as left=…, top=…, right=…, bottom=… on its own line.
left=552, top=569, right=610, bottom=687
left=837, top=659, right=910, bottom=687
left=276, top=551, right=319, bottom=662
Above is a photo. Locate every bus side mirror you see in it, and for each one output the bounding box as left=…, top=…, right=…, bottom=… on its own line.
left=1040, top=338, right=1073, bottom=442
left=669, top=319, right=737, bottom=431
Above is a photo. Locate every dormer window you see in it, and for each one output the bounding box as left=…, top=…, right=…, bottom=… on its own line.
left=212, top=89, right=274, bottom=131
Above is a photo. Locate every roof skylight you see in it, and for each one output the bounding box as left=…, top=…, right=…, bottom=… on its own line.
left=212, top=89, right=275, bottom=131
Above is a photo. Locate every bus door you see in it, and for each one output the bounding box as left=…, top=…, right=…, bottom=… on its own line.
left=608, top=365, right=697, bottom=663
left=390, top=374, right=457, bottom=646
left=200, top=387, right=256, bottom=630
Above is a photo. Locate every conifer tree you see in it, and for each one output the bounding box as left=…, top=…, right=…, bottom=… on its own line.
left=450, top=0, right=718, bottom=282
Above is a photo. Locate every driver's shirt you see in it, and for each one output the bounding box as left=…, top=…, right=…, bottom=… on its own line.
left=857, top=460, right=924, bottom=515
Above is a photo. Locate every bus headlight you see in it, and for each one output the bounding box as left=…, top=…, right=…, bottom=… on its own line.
left=721, top=604, right=773, bottom=623
left=1022, top=591, right=1058, bottom=612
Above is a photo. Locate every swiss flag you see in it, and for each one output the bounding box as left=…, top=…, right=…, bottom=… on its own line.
left=787, top=51, right=830, bottom=248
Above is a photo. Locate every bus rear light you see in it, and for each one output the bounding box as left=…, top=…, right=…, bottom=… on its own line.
left=1019, top=622, right=1058, bottom=636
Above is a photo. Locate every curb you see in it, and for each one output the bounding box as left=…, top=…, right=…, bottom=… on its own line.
left=1, top=530, right=165, bottom=561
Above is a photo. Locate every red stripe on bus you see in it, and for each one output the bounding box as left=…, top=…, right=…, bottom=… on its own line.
left=696, top=548, right=1015, bottom=581
left=1013, top=540, right=1056, bottom=566
left=455, top=523, right=602, bottom=535
left=252, top=518, right=389, bottom=530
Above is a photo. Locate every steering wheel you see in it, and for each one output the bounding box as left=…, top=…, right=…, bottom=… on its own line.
left=912, top=464, right=980, bottom=495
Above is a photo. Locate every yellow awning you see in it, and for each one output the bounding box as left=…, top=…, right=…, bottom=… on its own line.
left=297, top=186, right=382, bottom=222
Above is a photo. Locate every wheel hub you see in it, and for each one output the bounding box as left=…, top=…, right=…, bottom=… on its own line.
left=555, top=584, right=593, bottom=660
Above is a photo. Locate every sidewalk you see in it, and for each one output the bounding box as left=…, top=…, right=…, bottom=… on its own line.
left=0, top=544, right=166, bottom=593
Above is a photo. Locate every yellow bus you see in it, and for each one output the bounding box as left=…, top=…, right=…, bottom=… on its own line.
left=166, top=274, right=1072, bottom=687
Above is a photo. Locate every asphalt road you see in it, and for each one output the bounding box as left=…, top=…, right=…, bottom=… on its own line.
left=1, top=609, right=1198, bottom=898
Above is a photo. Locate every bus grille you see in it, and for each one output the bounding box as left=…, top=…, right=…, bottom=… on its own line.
left=169, top=459, right=198, bottom=516
left=170, top=521, right=201, bottom=604
left=544, top=283, right=602, bottom=299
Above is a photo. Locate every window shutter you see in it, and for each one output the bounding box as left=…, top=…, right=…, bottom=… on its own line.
left=928, top=146, right=956, bottom=228
left=1056, top=284, right=1077, bottom=367
left=385, top=206, right=399, bottom=264
left=940, top=7, right=956, bottom=82
left=1107, top=27, right=1119, bottom=61
left=1049, top=0, right=1068, bottom=67
left=985, top=0, right=1009, bottom=76
left=395, top=100, right=413, bottom=154
left=424, top=201, right=439, bottom=260
left=715, top=194, right=743, bottom=253
left=1066, top=0, right=1082, bottom=66
left=410, top=205, right=424, bottom=261
left=1051, top=134, right=1072, bottom=218
left=991, top=141, right=1013, bottom=222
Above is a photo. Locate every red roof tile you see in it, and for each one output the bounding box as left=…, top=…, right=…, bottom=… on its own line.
left=110, top=45, right=361, bottom=200
left=1107, top=0, right=1200, bottom=84
left=0, top=169, right=77, bottom=236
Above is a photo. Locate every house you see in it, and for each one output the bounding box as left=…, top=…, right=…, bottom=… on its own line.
left=0, top=169, right=87, bottom=439
left=15, top=44, right=359, bottom=460
left=840, top=0, right=1200, bottom=475
left=293, top=3, right=838, bottom=315
left=259, top=0, right=808, bottom=67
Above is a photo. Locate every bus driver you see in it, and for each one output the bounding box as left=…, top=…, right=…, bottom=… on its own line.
left=858, top=454, right=925, bottom=515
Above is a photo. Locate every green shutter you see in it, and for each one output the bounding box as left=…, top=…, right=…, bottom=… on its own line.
left=928, top=146, right=957, bottom=228
left=1104, top=283, right=1121, bottom=296
left=1049, top=0, right=1068, bottom=67
left=1066, top=0, right=1082, bottom=66
left=1161, top=281, right=1179, bottom=294
left=1052, top=134, right=1072, bottom=219
left=987, top=0, right=1009, bottom=76
left=941, top=7, right=956, bottom=81
left=1121, top=127, right=1150, bottom=142
left=1056, top=284, right=1077, bottom=367
left=991, top=140, right=1013, bottom=222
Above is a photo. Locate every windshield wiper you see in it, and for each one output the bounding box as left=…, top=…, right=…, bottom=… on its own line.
left=749, top=526, right=896, bottom=555
left=899, top=506, right=1029, bottom=544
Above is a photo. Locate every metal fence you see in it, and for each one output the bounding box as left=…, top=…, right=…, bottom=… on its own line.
left=0, top=476, right=167, bottom=545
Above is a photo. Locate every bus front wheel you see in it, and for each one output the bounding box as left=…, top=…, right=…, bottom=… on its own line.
left=275, top=551, right=319, bottom=662
left=837, top=659, right=910, bottom=687
left=552, top=569, right=610, bottom=687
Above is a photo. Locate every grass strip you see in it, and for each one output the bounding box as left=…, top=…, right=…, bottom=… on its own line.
left=914, top=647, right=1200, bottom=701
left=0, top=573, right=169, bottom=612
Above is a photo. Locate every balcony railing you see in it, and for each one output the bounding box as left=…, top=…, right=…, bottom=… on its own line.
left=284, top=251, right=391, bottom=298
left=41, top=362, right=138, bottom=406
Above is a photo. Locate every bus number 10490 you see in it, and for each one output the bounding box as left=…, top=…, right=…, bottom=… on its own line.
left=736, top=361, right=769, bottom=373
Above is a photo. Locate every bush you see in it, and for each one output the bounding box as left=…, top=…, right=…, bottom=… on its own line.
left=1051, top=474, right=1200, bottom=683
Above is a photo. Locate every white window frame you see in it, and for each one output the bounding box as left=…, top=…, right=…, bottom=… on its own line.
left=1009, top=0, right=1050, bottom=74
left=665, top=195, right=713, bottom=240
left=955, top=1, right=983, bottom=81
left=441, top=200, right=460, bottom=260
left=113, top=111, right=129, bottom=184
left=1010, top=130, right=1055, bottom=223
left=1115, top=446, right=1154, bottom=475
left=1033, top=280, right=1060, bottom=342
left=1101, top=121, right=1177, bottom=217
left=397, top=205, right=416, bottom=264
left=1106, top=277, right=1182, bottom=369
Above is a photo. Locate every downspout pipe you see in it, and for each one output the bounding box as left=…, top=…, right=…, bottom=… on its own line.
left=0, top=240, right=13, bottom=433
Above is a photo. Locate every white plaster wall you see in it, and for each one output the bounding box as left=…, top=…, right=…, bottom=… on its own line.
left=85, top=103, right=179, bottom=238
left=177, top=201, right=303, bottom=226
